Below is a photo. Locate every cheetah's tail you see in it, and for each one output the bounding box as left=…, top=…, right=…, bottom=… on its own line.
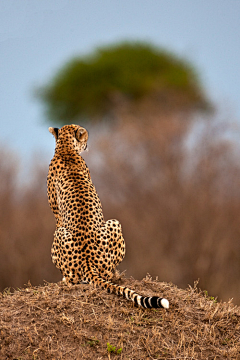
left=85, top=270, right=169, bottom=309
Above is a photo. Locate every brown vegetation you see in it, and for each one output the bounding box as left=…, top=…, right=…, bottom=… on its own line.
left=0, top=112, right=240, bottom=305
left=1, top=276, right=240, bottom=359
left=0, top=149, right=60, bottom=290
left=87, top=114, right=240, bottom=304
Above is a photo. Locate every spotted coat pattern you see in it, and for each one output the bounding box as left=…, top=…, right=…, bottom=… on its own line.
left=47, top=124, right=169, bottom=309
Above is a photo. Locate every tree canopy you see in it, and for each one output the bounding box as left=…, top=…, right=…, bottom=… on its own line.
left=37, top=42, right=212, bottom=124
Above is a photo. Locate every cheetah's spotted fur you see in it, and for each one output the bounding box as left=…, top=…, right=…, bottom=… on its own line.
left=47, top=124, right=169, bottom=309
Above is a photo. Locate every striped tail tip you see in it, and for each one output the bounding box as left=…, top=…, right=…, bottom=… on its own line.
left=139, top=296, right=169, bottom=309
left=160, top=298, right=169, bottom=309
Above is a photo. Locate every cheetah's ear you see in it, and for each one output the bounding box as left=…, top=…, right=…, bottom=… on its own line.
left=49, top=127, right=59, bottom=141
left=75, top=127, right=88, bottom=143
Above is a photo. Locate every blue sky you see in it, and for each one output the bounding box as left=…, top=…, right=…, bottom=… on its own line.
left=1, top=0, right=240, bottom=169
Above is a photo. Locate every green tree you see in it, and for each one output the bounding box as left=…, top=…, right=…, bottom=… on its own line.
left=36, top=42, right=212, bottom=125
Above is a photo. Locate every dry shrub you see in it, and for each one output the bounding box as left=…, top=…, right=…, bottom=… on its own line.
left=0, top=150, right=61, bottom=290
left=86, top=114, right=240, bottom=304
left=0, top=113, right=240, bottom=306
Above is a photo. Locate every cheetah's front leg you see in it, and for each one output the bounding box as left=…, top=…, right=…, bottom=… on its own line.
left=51, top=227, right=82, bottom=283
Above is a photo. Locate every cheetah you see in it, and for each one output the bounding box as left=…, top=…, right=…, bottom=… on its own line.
left=47, top=124, right=169, bottom=309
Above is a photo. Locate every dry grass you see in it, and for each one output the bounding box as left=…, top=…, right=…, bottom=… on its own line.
left=1, top=275, right=240, bottom=360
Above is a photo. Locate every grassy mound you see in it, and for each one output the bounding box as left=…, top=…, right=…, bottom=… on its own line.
left=0, top=276, right=239, bottom=359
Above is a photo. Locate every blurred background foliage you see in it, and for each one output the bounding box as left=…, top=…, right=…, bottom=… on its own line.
left=1, top=42, right=240, bottom=304
left=36, top=42, right=212, bottom=123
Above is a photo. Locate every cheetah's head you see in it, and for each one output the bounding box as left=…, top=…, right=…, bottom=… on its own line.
left=49, top=124, right=88, bottom=154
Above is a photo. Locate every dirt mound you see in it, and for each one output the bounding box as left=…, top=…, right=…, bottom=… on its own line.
left=0, top=275, right=239, bottom=359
